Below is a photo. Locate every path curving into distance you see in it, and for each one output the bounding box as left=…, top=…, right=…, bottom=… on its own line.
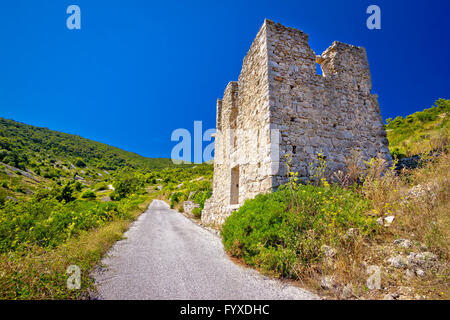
left=93, top=200, right=319, bottom=300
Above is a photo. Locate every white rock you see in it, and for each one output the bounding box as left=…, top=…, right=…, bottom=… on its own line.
left=417, top=251, right=438, bottom=261
left=383, top=293, right=397, bottom=300
left=346, top=228, right=358, bottom=238
left=384, top=216, right=395, bottom=225
left=320, top=276, right=335, bottom=290
left=321, top=245, right=336, bottom=258
left=415, top=269, right=426, bottom=278
left=366, top=265, right=381, bottom=290
left=393, top=239, right=413, bottom=248
left=408, top=252, right=438, bottom=269
left=387, top=255, right=408, bottom=268
left=341, top=284, right=354, bottom=299
left=405, top=269, right=415, bottom=278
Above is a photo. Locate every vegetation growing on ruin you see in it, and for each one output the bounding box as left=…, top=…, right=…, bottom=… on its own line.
left=222, top=99, right=450, bottom=299
left=222, top=143, right=449, bottom=299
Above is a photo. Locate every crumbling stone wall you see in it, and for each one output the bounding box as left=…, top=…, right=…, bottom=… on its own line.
left=183, top=201, right=200, bottom=215
left=203, top=22, right=274, bottom=226
left=202, top=19, right=391, bottom=227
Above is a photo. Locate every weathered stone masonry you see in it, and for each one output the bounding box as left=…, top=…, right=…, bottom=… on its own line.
left=202, top=19, right=391, bottom=226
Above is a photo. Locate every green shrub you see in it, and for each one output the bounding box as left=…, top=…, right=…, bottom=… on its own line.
left=390, top=148, right=406, bottom=159
left=221, top=185, right=376, bottom=278
left=81, top=190, right=96, bottom=199
left=94, top=182, right=108, bottom=191
left=0, top=194, right=141, bottom=253
left=113, top=173, right=139, bottom=200
left=56, top=183, right=76, bottom=203
left=0, top=190, right=6, bottom=207
left=33, top=188, right=52, bottom=202
left=192, top=190, right=212, bottom=209
left=75, top=158, right=86, bottom=168
left=192, top=207, right=202, bottom=219
left=43, top=168, right=60, bottom=179
left=14, top=186, right=24, bottom=193
left=74, top=181, right=83, bottom=192
left=170, top=192, right=183, bottom=204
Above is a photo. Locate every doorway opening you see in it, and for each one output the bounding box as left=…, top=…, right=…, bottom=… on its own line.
left=230, top=166, right=239, bottom=205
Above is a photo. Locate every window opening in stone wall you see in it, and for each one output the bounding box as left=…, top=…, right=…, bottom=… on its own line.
left=316, top=63, right=323, bottom=76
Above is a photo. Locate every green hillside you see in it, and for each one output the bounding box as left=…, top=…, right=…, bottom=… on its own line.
left=0, top=117, right=207, bottom=299
left=0, top=117, right=189, bottom=216
left=0, top=117, right=175, bottom=172
left=386, top=98, right=449, bottom=158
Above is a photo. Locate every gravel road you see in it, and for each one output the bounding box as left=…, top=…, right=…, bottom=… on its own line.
left=93, top=200, right=319, bottom=300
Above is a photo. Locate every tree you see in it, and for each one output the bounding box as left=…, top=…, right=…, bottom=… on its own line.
left=81, top=190, right=96, bottom=199
left=75, top=158, right=86, bottom=168
left=56, top=182, right=76, bottom=203
left=113, top=173, right=139, bottom=200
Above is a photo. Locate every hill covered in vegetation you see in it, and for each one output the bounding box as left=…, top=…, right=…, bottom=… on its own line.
left=0, top=117, right=208, bottom=299
left=385, top=99, right=449, bottom=158
left=0, top=117, right=187, bottom=207
left=0, top=117, right=176, bottom=172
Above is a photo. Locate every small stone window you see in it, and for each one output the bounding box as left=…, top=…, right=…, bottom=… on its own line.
left=316, top=63, right=323, bottom=76
left=293, top=146, right=297, bottom=154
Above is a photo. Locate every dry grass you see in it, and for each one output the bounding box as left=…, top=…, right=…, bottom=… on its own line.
left=215, top=149, right=448, bottom=300
left=316, top=150, right=449, bottom=300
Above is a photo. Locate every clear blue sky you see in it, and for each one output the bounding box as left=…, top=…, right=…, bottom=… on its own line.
left=1, top=0, right=449, bottom=158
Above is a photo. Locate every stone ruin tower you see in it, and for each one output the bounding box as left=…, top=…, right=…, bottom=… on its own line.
left=202, top=19, right=391, bottom=226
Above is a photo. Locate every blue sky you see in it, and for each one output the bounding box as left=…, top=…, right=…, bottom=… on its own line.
left=0, top=0, right=449, bottom=159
